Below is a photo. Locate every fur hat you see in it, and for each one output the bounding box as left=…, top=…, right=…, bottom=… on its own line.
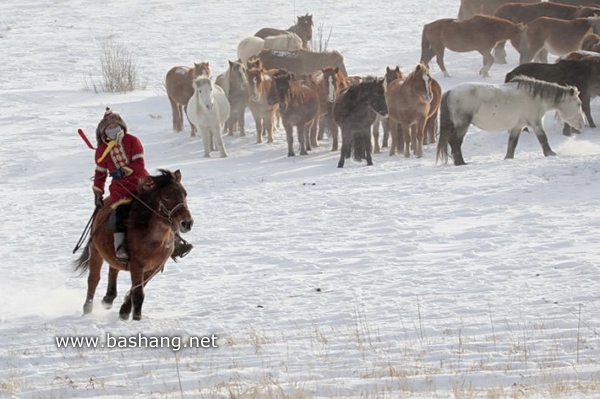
left=95, top=107, right=128, bottom=144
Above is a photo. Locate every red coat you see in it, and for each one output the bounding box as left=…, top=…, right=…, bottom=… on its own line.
left=92, top=133, right=149, bottom=206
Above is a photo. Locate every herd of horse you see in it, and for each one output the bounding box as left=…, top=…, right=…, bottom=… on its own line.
left=76, top=4, right=600, bottom=320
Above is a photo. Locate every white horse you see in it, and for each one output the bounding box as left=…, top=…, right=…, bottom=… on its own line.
left=186, top=76, right=231, bottom=158
left=237, top=32, right=303, bottom=65
left=437, top=75, right=585, bottom=165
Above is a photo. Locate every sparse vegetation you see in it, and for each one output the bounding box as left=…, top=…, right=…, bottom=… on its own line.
left=99, top=38, right=146, bottom=93
left=311, top=23, right=332, bottom=52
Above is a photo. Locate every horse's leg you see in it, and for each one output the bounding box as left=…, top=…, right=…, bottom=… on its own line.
left=298, top=123, right=309, bottom=155
left=530, top=121, right=556, bottom=157
left=389, top=121, right=398, bottom=156
left=83, top=246, right=103, bottom=315
left=426, top=110, right=439, bottom=145
left=581, top=93, right=595, bottom=128
left=504, top=126, right=523, bottom=160
left=266, top=112, right=276, bottom=143
left=331, top=122, right=339, bottom=152
left=449, top=123, right=469, bottom=166
left=434, top=47, right=451, bottom=78
left=119, top=266, right=155, bottom=321
left=239, top=107, right=246, bottom=136
left=338, top=129, right=350, bottom=168
left=364, top=130, right=374, bottom=166
left=404, top=125, right=412, bottom=158
left=225, top=115, right=234, bottom=136
left=283, top=121, right=295, bottom=157
left=184, top=105, right=196, bottom=137
left=201, top=129, right=211, bottom=158
left=416, top=118, right=427, bottom=158
left=372, top=117, right=381, bottom=153
left=382, top=117, right=390, bottom=148
left=534, top=49, right=548, bottom=64
left=478, top=50, right=495, bottom=77
left=101, top=267, right=119, bottom=309
left=492, top=41, right=508, bottom=64
left=169, top=97, right=182, bottom=132
left=213, top=126, right=228, bottom=158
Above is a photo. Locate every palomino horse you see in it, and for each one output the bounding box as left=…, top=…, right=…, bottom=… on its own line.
left=493, top=2, right=600, bottom=62
left=420, top=15, right=524, bottom=77
left=187, top=76, right=231, bottom=158
left=333, top=78, right=388, bottom=168
left=506, top=58, right=600, bottom=135
left=308, top=66, right=349, bottom=150
left=519, top=17, right=600, bottom=64
left=255, top=14, right=314, bottom=49
left=458, top=0, right=541, bottom=21
left=215, top=60, right=249, bottom=137
left=257, top=49, right=348, bottom=77
left=386, top=63, right=435, bottom=159
left=237, top=33, right=303, bottom=65
left=73, top=169, right=193, bottom=320
left=165, top=62, right=211, bottom=134
left=267, top=69, right=320, bottom=157
left=437, top=76, right=585, bottom=166
left=246, top=65, right=279, bottom=143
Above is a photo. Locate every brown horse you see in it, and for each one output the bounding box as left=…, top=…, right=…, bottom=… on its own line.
left=493, top=3, right=600, bottom=62
left=73, top=169, right=194, bottom=321
left=267, top=69, right=320, bottom=156
left=255, top=14, right=314, bottom=49
left=308, top=66, right=349, bottom=150
left=420, top=15, right=524, bottom=77
left=165, top=62, right=211, bottom=134
left=215, top=60, right=249, bottom=136
left=246, top=65, right=279, bottom=143
left=553, top=0, right=600, bottom=6
left=520, top=17, right=600, bottom=63
left=257, top=49, right=348, bottom=77
left=333, top=78, right=388, bottom=168
left=458, top=0, right=541, bottom=21
left=386, top=63, right=435, bottom=158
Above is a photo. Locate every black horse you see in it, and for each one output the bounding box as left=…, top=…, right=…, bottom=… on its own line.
left=332, top=78, right=388, bottom=168
left=505, top=58, right=600, bottom=135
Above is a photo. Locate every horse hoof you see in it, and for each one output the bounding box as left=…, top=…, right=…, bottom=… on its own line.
left=119, top=313, right=129, bottom=321
left=545, top=151, right=557, bottom=157
left=101, top=299, right=114, bottom=310
left=132, top=313, right=142, bottom=321
left=83, top=302, right=93, bottom=315
left=288, top=152, right=295, bottom=157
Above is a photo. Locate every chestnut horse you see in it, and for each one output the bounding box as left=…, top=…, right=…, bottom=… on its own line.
left=215, top=60, right=249, bottom=136
left=255, top=14, right=314, bottom=49
left=257, top=49, right=348, bottom=77
left=386, top=63, right=435, bottom=159
left=519, top=17, right=600, bottom=64
left=73, top=169, right=194, bottom=321
left=333, top=78, right=388, bottom=168
left=493, top=2, right=600, bottom=63
left=246, top=65, right=279, bottom=143
left=267, top=69, right=320, bottom=157
left=165, top=62, right=211, bottom=134
left=457, top=0, right=541, bottom=21
left=420, top=15, right=524, bottom=77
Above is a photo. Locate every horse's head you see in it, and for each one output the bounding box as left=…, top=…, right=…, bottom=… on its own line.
left=557, top=85, right=586, bottom=132
left=411, top=63, right=434, bottom=104
left=362, top=78, right=388, bottom=117
left=385, top=66, right=405, bottom=87
left=193, top=61, right=211, bottom=78
left=322, top=66, right=347, bottom=103
left=296, top=14, right=314, bottom=45
left=228, top=59, right=248, bottom=87
left=246, top=56, right=262, bottom=71
left=247, top=68, right=266, bottom=102
left=137, top=169, right=193, bottom=234
left=192, top=76, right=215, bottom=110
left=267, top=69, right=293, bottom=110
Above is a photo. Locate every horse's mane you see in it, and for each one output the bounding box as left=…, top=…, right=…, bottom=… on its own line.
left=508, top=74, right=578, bottom=104
left=405, top=63, right=429, bottom=82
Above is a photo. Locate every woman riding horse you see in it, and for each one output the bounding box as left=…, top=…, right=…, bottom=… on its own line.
left=92, top=107, right=192, bottom=261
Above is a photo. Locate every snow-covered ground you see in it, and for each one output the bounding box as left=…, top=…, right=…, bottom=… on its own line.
left=1, top=0, right=600, bottom=397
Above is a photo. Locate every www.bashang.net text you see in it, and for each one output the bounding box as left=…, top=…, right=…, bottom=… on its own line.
left=55, top=333, right=218, bottom=352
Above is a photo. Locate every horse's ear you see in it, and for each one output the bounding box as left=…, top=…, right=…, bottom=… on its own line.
left=228, top=60, right=234, bottom=67
left=173, top=169, right=182, bottom=183
left=395, top=66, right=400, bottom=72
left=139, top=176, right=156, bottom=193
left=334, top=67, right=339, bottom=74
left=288, top=73, right=294, bottom=81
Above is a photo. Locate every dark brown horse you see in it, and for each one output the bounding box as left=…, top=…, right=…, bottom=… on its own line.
left=386, top=63, right=435, bottom=158
left=519, top=17, right=600, bottom=64
left=255, top=14, right=314, bottom=49
left=420, top=15, right=524, bottom=77
left=165, top=62, right=211, bottom=134
left=257, top=49, right=348, bottom=77
left=246, top=65, right=279, bottom=143
left=267, top=69, right=320, bottom=156
left=458, top=0, right=541, bottom=21
left=73, top=169, right=193, bottom=321
left=506, top=58, right=600, bottom=134
left=215, top=60, right=249, bottom=136
left=493, top=2, right=600, bottom=62
left=333, top=78, right=388, bottom=168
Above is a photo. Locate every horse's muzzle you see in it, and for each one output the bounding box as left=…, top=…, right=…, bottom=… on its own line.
left=179, top=218, right=193, bottom=233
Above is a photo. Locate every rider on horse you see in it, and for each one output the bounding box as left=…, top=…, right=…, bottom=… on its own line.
left=92, top=107, right=192, bottom=262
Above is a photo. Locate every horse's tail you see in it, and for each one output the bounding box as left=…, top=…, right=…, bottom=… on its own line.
left=436, top=91, right=453, bottom=165
left=420, top=25, right=435, bottom=65
left=72, top=242, right=91, bottom=276
left=352, top=132, right=367, bottom=162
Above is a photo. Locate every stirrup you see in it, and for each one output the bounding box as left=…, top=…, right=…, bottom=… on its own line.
left=171, top=240, right=193, bottom=262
